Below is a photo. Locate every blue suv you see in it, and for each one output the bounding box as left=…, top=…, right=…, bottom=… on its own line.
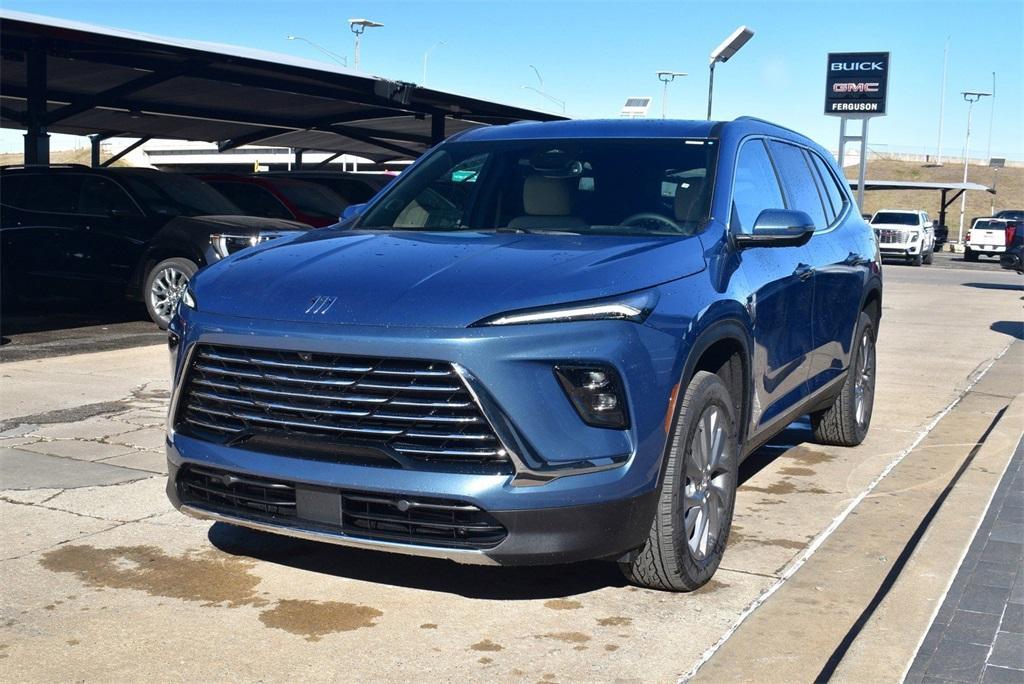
left=166, top=117, right=881, bottom=591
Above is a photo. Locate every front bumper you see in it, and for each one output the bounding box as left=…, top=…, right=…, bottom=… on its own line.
left=878, top=244, right=922, bottom=258
left=166, top=307, right=684, bottom=564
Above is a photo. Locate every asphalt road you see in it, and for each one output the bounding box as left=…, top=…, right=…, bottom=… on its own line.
left=0, top=263, right=1021, bottom=681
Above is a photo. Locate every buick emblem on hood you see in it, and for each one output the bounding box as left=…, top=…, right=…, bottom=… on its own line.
left=305, top=295, right=337, bottom=315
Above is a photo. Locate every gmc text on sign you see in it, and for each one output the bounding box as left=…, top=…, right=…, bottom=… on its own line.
left=824, top=52, right=890, bottom=117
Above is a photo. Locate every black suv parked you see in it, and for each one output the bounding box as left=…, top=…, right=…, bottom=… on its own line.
left=0, top=165, right=309, bottom=327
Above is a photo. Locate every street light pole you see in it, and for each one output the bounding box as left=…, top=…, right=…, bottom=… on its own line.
left=986, top=72, right=996, bottom=163
left=656, top=71, right=687, bottom=119
left=348, top=18, right=384, bottom=71
left=957, top=91, right=992, bottom=243
left=706, top=26, right=754, bottom=120
left=422, top=41, right=445, bottom=86
left=935, top=36, right=949, bottom=165
left=286, top=35, right=347, bottom=66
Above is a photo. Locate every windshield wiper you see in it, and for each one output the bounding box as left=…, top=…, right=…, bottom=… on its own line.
left=491, top=227, right=583, bottom=235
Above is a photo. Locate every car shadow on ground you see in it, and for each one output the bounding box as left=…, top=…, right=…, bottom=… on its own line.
left=991, top=321, right=1024, bottom=340
left=208, top=421, right=814, bottom=597
left=962, top=282, right=1024, bottom=292
left=208, top=522, right=628, bottom=600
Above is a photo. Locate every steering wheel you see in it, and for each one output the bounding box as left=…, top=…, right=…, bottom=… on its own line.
left=620, top=212, right=682, bottom=232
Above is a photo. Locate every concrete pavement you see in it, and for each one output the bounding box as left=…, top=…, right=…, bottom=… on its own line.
left=0, top=263, right=1021, bottom=682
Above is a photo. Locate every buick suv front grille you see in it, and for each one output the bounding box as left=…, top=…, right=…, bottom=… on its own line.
left=178, top=465, right=507, bottom=549
left=175, top=345, right=508, bottom=467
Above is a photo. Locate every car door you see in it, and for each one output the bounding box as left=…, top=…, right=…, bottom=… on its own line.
left=795, top=145, right=864, bottom=393
left=732, top=139, right=816, bottom=432
left=69, top=175, right=151, bottom=288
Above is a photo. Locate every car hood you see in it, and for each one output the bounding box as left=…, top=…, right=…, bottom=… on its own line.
left=192, top=229, right=706, bottom=327
left=870, top=223, right=919, bottom=230
left=183, top=214, right=311, bottom=232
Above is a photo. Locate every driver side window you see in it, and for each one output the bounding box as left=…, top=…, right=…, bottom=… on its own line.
left=731, top=140, right=785, bottom=233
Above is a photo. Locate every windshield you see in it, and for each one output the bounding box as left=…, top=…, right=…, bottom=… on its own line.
left=116, top=171, right=242, bottom=216
left=871, top=212, right=919, bottom=226
left=358, top=138, right=714, bottom=236
left=274, top=181, right=347, bottom=217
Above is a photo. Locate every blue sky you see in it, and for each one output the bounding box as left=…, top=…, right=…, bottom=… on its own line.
left=2, top=0, right=1021, bottom=159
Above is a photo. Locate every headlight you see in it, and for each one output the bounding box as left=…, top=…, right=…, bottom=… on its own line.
left=210, top=233, right=259, bottom=259
left=181, top=287, right=197, bottom=310
left=909, top=231, right=920, bottom=242
left=473, top=291, right=657, bottom=327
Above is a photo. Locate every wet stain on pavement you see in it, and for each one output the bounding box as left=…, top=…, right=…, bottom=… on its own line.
left=544, top=599, right=583, bottom=610
left=471, top=639, right=504, bottom=652
left=420, top=623, right=438, bottom=629
left=785, top=446, right=834, bottom=466
left=478, top=657, right=493, bottom=664
left=537, top=632, right=591, bottom=644
left=40, top=545, right=262, bottom=607
left=743, top=479, right=829, bottom=496
left=604, top=644, right=620, bottom=652
left=258, top=599, right=382, bottom=641
left=597, top=616, right=632, bottom=627
left=779, top=466, right=816, bottom=477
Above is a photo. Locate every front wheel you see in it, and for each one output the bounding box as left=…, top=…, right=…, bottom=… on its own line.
left=923, top=249, right=934, bottom=265
left=620, top=371, right=739, bottom=591
left=144, top=257, right=197, bottom=329
left=911, top=253, right=923, bottom=266
left=811, top=311, right=876, bottom=446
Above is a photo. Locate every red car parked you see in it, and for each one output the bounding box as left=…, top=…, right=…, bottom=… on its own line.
left=199, top=175, right=347, bottom=227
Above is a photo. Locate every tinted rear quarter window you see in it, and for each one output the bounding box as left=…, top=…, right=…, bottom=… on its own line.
left=809, top=152, right=848, bottom=224
left=731, top=139, right=786, bottom=233
left=205, top=182, right=292, bottom=220
left=767, top=141, right=828, bottom=229
left=12, top=174, right=86, bottom=213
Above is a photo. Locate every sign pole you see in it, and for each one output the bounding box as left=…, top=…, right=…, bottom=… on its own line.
left=857, top=117, right=870, bottom=211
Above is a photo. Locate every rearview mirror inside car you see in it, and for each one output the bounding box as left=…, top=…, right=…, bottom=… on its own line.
left=734, top=209, right=815, bottom=248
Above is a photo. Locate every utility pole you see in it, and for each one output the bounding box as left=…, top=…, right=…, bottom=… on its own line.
left=957, top=91, right=992, bottom=243
left=935, top=37, right=949, bottom=165
left=986, top=72, right=996, bottom=163
left=422, top=41, right=445, bottom=86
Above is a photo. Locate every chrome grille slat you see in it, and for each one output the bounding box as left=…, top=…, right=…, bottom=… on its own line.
left=178, top=345, right=508, bottom=468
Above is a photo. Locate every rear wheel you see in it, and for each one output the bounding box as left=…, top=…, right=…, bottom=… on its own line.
left=619, top=371, right=739, bottom=591
left=964, top=249, right=978, bottom=262
left=144, top=257, right=197, bottom=329
left=811, top=311, right=876, bottom=446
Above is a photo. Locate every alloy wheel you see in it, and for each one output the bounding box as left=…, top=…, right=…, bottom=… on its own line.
left=150, top=266, right=189, bottom=321
left=683, top=405, right=732, bottom=560
left=853, top=329, right=875, bottom=427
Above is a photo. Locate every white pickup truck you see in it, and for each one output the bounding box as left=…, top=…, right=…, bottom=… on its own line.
left=869, top=209, right=935, bottom=266
left=965, top=217, right=1013, bottom=262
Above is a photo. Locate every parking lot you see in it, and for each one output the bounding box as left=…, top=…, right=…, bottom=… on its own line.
left=1, top=261, right=1020, bottom=681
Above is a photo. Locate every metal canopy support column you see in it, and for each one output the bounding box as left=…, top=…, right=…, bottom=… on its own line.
left=293, top=148, right=304, bottom=170
left=837, top=116, right=872, bottom=212
left=431, top=113, right=445, bottom=146
left=100, top=137, right=149, bottom=167
left=23, top=48, right=49, bottom=165
left=89, top=134, right=102, bottom=167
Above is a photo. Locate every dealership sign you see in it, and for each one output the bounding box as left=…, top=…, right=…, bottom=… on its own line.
left=825, top=52, right=890, bottom=116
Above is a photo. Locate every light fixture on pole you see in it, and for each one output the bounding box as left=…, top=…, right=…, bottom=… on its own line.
left=422, top=41, right=446, bottom=87
left=348, top=18, right=383, bottom=70
left=286, top=35, right=347, bottom=66
left=656, top=71, right=687, bottom=119
left=521, top=65, right=565, bottom=113
left=707, top=26, right=754, bottom=120
left=956, top=90, right=991, bottom=244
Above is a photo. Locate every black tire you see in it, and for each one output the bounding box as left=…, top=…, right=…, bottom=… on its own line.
left=620, top=371, right=739, bottom=591
left=964, top=249, right=978, bottom=262
left=923, top=248, right=934, bottom=265
left=144, top=257, right=197, bottom=329
left=811, top=311, right=876, bottom=447
left=911, top=254, right=923, bottom=267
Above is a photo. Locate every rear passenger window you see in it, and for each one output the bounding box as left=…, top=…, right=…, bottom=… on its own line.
left=19, top=175, right=86, bottom=213
left=731, top=140, right=785, bottom=233
left=768, top=141, right=828, bottom=229
left=78, top=177, right=141, bottom=216
left=809, top=152, right=848, bottom=223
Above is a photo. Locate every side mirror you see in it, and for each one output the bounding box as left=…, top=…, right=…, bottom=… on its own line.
left=340, top=203, right=367, bottom=222
left=734, top=209, right=815, bottom=248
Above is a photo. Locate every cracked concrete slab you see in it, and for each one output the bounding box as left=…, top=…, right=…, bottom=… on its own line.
left=0, top=449, right=152, bottom=490
left=42, top=477, right=171, bottom=523
left=0, top=500, right=117, bottom=560
left=20, top=439, right=138, bottom=462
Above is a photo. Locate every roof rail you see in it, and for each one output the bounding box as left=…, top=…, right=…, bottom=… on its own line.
left=0, top=163, right=91, bottom=170
left=733, top=116, right=803, bottom=138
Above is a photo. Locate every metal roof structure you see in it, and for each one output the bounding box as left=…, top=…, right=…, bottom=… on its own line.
left=848, top=179, right=996, bottom=230
left=0, top=10, right=565, bottom=164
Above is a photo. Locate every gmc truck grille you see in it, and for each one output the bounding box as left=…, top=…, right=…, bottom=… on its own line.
left=178, top=465, right=507, bottom=549
left=175, top=345, right=508, bottom=466
left=876, top=228, right=907, bottom=244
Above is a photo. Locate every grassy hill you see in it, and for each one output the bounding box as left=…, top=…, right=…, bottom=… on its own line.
left=0, top=148, right=132, bottom=167
left=846, top=159, right=1021, bottom=230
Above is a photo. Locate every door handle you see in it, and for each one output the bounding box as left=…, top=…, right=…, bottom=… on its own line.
left=794, top=263, right=815, bottom=281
